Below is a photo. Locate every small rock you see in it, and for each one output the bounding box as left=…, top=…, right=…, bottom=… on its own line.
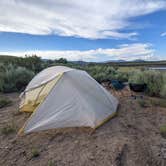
left=74, top=140, right=79, bottom=144
left=89, top=155, right=95, bottom=160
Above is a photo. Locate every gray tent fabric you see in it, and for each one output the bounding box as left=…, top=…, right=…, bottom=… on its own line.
left=21, top=66, right=118, bottom=133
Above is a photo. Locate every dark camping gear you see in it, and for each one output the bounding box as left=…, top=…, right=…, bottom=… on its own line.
left=111, top=80, right=126, bottom=90
left=129, top=83, right=147, bottom=92
left=110, top=80, right=126, bottom=97
left=129, top=83, right=147, bottom=99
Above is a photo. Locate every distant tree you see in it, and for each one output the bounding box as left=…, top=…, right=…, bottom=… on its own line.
left=20, top=55, right=43, bottom=73
left=55, top=58, right=67, bottom=64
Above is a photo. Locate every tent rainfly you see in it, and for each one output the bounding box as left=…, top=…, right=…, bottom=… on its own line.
left=19, top=66, right=118, bottom=134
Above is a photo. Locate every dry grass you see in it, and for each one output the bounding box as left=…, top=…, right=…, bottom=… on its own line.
left=138, top=99, right=148, bottom=108
left=0, top=97, right=12, bottom=108
left=150, top=98, right=166, bottom=108
left=160, top=124, right=166, bottom=138
left=47, top=160, right=55, bottom=166
left=0, top=123, right=16, bottom=135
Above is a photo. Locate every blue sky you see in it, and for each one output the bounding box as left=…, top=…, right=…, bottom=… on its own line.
left=0, top=0, right=166, bottom=61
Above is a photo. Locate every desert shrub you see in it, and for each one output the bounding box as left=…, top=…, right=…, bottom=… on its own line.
left=114, top=71, right=129, bottom=82
left=160, top=73, right=166, bottom=98
left=84, top=65, right=120, bottom=83
left=48, top=160, right=55, bottom=166
left=160, top=124, right=166, bottom=138
left=82, top=65, right=128, bottom=83
left=0, top=55, right=44, bottom=73
left=128, top=70, right=144, bottom=84
left=0, top=64, right=34, bottom=93
left=14, top=67, right=35, bottom=91
left=31, top=148, right=40, bottom=158
left=129, top=70, right=165, bottom=97
left=93, top=72, right=107, bottom=83
left=0, top=63, right=6, bottom=91
left=0, top=97, right=12, bottom=108
left=143, top=70, right=164, bottom=96
left=0, top=123, right=16, bottom=135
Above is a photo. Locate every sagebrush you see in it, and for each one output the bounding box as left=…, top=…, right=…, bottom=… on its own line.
left=0, top=64, right=34, bottom=93
left=129, top=70, right=166, bottom=97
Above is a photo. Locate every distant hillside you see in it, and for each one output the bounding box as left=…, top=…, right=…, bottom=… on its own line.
left=132, top=59, right=146, bottom=62
left=106, top=60, right=166, bottom=67
left=100, top=59, right=126, bottom=63
left=0, top=55, right=166, bottom=67
left=70, top=59, right=166, bottom=67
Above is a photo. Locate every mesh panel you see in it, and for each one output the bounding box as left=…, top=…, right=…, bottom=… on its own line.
left=26, top=66, right=73, bottom=91
left=20, top=75, right=61, bottom=112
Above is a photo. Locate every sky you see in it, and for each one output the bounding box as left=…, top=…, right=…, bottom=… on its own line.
left=0, top=0, right=166, bottom=62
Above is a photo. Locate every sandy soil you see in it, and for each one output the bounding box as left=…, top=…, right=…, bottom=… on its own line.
left=0, top=87, right=166, bottom=166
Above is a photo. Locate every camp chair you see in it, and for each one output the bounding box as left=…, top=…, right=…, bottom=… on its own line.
left=129, top=83, right=147, bottom=99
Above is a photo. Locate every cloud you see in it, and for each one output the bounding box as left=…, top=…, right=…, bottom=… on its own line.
left=161, top=32, right=166, bottom=37
left=0, top=0, right=166, bottom=39
left=0, top=43, right=156, bottom=61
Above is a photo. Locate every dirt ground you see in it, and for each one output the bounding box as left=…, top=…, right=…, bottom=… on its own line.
left=0, top=87, right=166, bottom=166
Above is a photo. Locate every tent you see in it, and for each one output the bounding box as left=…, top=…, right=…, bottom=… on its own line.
left=19, top=66, right=118, bottom=134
